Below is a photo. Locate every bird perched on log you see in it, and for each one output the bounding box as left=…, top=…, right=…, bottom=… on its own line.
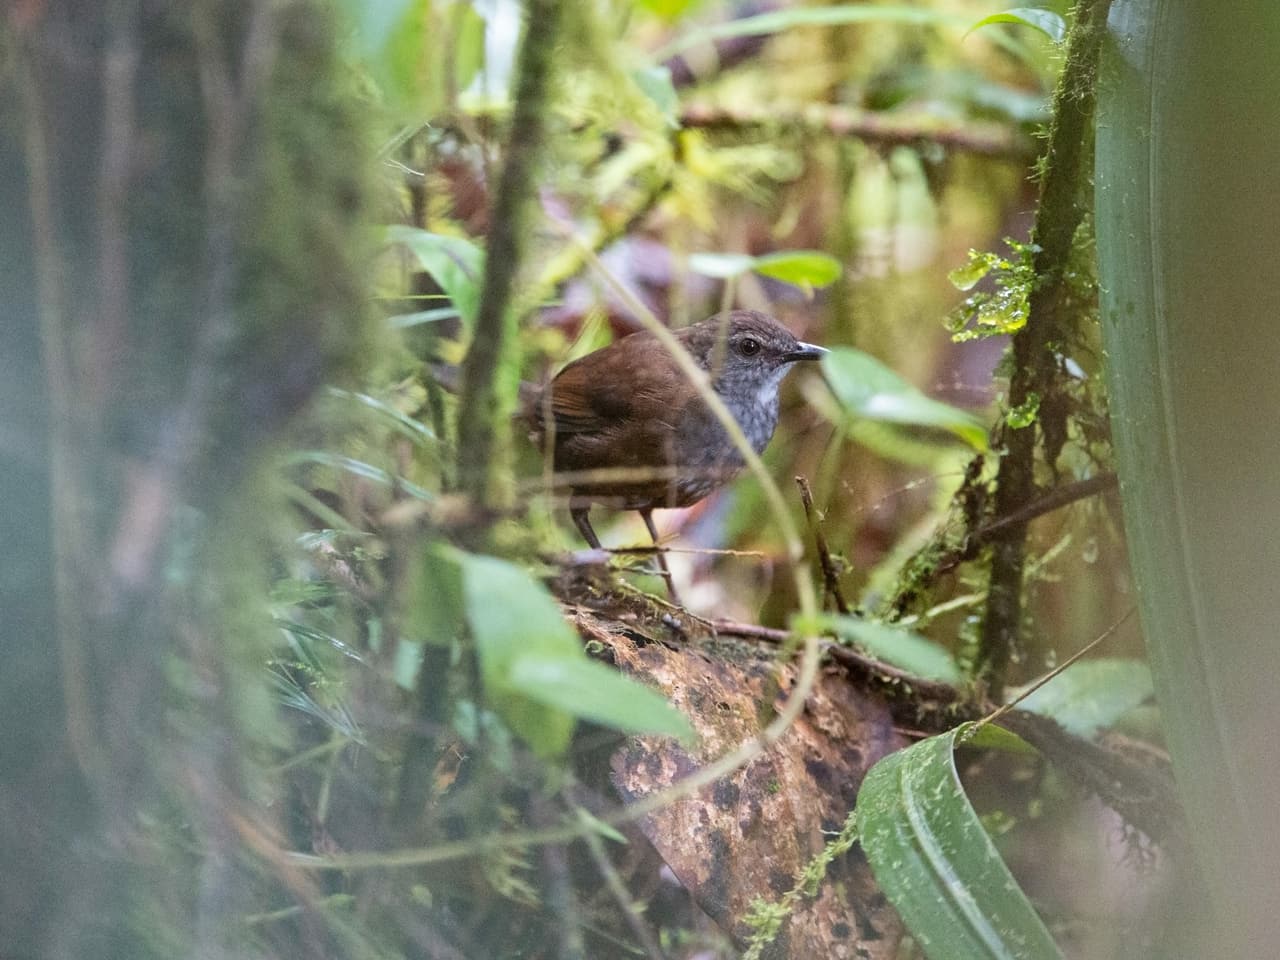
left=523, top=310, right=826, bottom=596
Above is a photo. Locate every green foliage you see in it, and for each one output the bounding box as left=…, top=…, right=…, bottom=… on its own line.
left=339, top=0, right=486, bottom=118
left=688, top=249, right=843, bottom=294
left=1011, top=659, right=1153, bottom=737
left=817, top=347, right=989, bottom=451
left=386, top=225, right=485, bottom=329
left=455, top=550, right=694, bottom=756
left=946, top=241, right=1038, bottom=342
left=819, top=614, right=963, bottom=683
left=857, top=724, right=1063, bottom=960
left=969, top=8, right=1067, bottom=45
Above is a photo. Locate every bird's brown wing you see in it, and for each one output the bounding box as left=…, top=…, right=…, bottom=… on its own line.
left=534, top=332, right=682, bottom=436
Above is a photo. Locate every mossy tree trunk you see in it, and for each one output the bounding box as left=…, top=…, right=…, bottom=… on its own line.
left=0, top=2, right=374, bottom=955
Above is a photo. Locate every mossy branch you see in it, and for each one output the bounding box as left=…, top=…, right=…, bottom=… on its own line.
left=976, top=0, right=1113, bottom=695
left=456, top=0, right=565, bottom=506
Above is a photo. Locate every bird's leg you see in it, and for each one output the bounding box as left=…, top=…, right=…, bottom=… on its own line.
left=570, top=500, right=602, bottom=549
left=638, top=507, right=680, bottom=604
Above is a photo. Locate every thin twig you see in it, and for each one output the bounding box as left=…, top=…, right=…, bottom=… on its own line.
left=576, top=809, right=667, bottom=960
left=795, top=476, right=850, bottom=614
left=681, top=102, right=1031, bottom=158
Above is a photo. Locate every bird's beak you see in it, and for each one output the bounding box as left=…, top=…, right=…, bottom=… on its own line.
left=784, top=342, right=827, bottom=363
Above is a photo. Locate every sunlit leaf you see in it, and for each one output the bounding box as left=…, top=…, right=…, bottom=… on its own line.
left=385, top=225, right=484, bottom=328
left=688, top=250, right=842, bottom=291
left=820, top=348, right=988, bottom=451
left=969, top=8, right=1067, bottom=45
left=635, top=0, right=706, bottom=23
left=858, top=725, right=1063, bottom=960
left=751, top=250, right=842, bottom=289
left=821, top=615, right=962, bottom=683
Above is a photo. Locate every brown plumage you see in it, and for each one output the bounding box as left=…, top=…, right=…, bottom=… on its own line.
left=525, top=310, right=825, bottom=593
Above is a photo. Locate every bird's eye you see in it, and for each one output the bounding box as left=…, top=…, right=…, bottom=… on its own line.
left=738, top=337, right=761, bottom=357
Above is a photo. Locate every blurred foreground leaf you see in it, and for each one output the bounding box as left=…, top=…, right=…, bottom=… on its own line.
left=456, top=552, right=692, bottom=755
left=820, top=615, right=962, bottom=683
left=386, top=224, right=485, bottom=328
left=858, top=724, right=1062, bottom=960
left=1011, top=659, right=1153, bottom=738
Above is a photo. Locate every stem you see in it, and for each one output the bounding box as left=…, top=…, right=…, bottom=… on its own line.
left=976, top=0, right=1113, bottom=696
left=456, top=0, right=564, bottom=505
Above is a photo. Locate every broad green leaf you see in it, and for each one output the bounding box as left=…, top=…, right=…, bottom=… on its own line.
left=1097, top=4, right=1280, bottom=947
left=403, top=542, right=465, bottom=646
left=456, top=552, right=691, bottom=756
left=507, top=655, right=693, bottom=742
left=1010, top=659, right=1153, bottom=738
left=820, top=348, right=988, bottom=451
left=385, top=224, right=484, bottom=328
left=458, top=552, right=580, bottom=757
left=858, top=725, right=1062, bottom=960
left=969, top=9, right=1066, bottom=44
left=821, top=615, right=962, bottom=683
left=751, top=251, right=842, bottom=289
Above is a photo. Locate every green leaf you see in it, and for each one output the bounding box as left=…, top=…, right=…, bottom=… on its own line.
left=456, top=552, right=691, bottom=756
left=387, top=307, right=461, bottom=329
left=822, top=615, right=962, bottom=683
left=403, top=542, right=465, bottom=646
left=458, top=552, right=580, bottom=757
left=820, top=348, right=988, bottom=451
left=687, top=252, right=758, bottom=279
left=1097, top=4, right=1280, bottom=945
left=858, top=725, right=1063, bottom=960
left=327, top=388, right=435, bottom=444
left=687, top=250, right=842, bottom=292
left=507, top=655, right=694, bottom=742
left=286, top=451, right=433, bottom=501
left=385, top=225, right=485, bottom=328
left=751, top=251, right=843, bottom=289
left=969, top=8, right=1066, bottom=44
left=451, top=2, right=486, bottom=94
left=340, top=0, right=485, bottom=119
left=631, top=66, right=680, bottom=128
left=1010, top=659, right=1153, bottom=738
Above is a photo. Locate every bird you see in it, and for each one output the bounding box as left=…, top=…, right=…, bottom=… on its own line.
left=524, top=309, right=826, bottom=595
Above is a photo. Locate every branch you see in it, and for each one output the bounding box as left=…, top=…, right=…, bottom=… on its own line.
left=680, top=102, right=1033, bottom=158
left=456, top=0, right=565, bottom=505
left=976, top=0, right=1113, bottom=696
